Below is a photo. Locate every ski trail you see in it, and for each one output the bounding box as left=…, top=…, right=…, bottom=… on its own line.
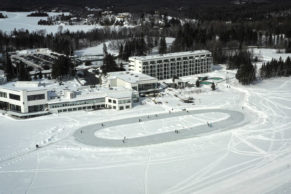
left=233, top=134, right=267, bottom=155
left=165, top=152, right=229, bottom=194
left=0, top=136, right=68, bottom=167
left=144, top=148, right=151, bottom=194
left=25, top=152, right=39, bottom=194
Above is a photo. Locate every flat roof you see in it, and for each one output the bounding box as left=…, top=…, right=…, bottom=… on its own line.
left=108, top=71, right=157, bottom=84
left=48, top=86, right=132, bottom=104
left=129, top=50, right=211, bottom=61
left=0, top=81, right=48, bottom=92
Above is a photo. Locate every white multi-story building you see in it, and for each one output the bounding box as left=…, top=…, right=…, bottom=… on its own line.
left=0, top=81, right=137, bottom=118
left=129, top=50, right=213, bottom=80
left=0, top=81, right=49, bottom=117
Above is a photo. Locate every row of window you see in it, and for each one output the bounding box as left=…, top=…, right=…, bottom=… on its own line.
left=108, top=99, right=117, bottom=104
left=0, top=92, right=46, bottom=101
left=49, top=98, right=105, bottom=109
left=9, top=94, right=20, bottom=101
left=107, top=105, right=131, bottom=110
left=27, top=94, right=45, bottom=101
left=10, top=104, right=21, bottom=112
left=119, top=99, right=131, bottom=104
left=143, top=56, right=212, bottom=65
left=0, top=93, right=22, bottom=101
left=142, top=62, right=211, bottom=69
left=28, top=105, right=45, bottom=113
left=57, top=104, right=106, bottom=113
left=147, top=69, right=211, bottom=79
left=108, top=98, right=131, bottom=104
left=143, top=68, right=211, bottom=74
left=143, top=66, right=211, bottom=71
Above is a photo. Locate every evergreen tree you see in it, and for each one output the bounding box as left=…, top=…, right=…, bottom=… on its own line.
left=154, top=37, right=159, bottom=47
left=159, top=37, right=167, bottom=54
left=286, top=41, right=291, bottom=53
left=137, top=36, right=147, bottom=56
left=122, top=41, right=132, bottom=60
left=33, top=73, right=38, bottom=80
left=4, top=53, right=14, bottom=81
left=103, top=43, right=108, bottom=55
left=286, top=57, right=291, bottom=75
left=236, top=60, right=256, bottom=85
left=38, top=70, right=43, bottom=79
left=228, top=51, right=252, bottom=70
left=52, top=56, right=74, bottom=79
left=211, top=82, right=216, bottom=90
left=18, top=64, right=31, bottom=81
left=118, top=44, right=124, bottom=59
left=146, top=36, right=154, bottom=53
left=101, top=54, right=123, bottom=74
left=196, top=79, right=200, bottom=87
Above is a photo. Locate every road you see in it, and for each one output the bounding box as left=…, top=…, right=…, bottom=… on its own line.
left=74, top=109, right=247, bottom=147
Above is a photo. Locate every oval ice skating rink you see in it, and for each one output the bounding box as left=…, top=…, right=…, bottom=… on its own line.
left=74, top=109, right=247, bottom=147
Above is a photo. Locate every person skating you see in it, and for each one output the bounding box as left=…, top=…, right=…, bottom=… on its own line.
left=122, top=136, right=126, bottom=143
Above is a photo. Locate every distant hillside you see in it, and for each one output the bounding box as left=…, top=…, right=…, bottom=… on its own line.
left=1, top=0, right=290, bottom=16
left=0, top=0, right=246, bottom=11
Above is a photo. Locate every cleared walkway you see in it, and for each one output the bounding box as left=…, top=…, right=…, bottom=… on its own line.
left=74, top=109, right=247, bottom=147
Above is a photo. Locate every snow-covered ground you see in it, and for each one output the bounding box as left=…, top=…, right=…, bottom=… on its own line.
left=1, top=50, right=291, bottom=193
left=0, top=11, right=132, bottom=34
left=251, top=48, right=291, bottom=62
left=74, top=37, right=176, bottom=57
left=74, top=40, right=118, bottom=56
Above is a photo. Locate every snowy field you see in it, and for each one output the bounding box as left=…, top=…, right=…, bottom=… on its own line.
left=0, top=11, right=131, bottom=34
left=74, top=37, right=176, bottom=57
left=251, top=48, right=291, bottom=62
left=74, top=40, right=118, bottom=57
left=1, top=50, right=291, bottom=193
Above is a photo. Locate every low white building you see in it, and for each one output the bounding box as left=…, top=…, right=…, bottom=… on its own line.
left=48, top=87, right=135, bottom=113
left=128, top=50, right=213, bottom=80
left=0, top=81, right=138, bottom=118
left=107, top=71, right=159, bottom=95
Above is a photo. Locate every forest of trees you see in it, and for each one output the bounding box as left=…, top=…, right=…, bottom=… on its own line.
left=118, top=37, right=148, bottom=60
left=1, top=0, right=291, bottom=85
left=260, top=57, right=291, bottom=79
left=0, top=27, right=136, bottom=55
left=1, top=9, right=291, bottom=62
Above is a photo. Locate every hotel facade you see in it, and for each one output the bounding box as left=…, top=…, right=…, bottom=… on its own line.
left=128, top=50, right=213, bottom=80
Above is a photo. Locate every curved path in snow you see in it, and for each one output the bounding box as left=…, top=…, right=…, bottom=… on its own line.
left=74, top=109, right=247, bottom=147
